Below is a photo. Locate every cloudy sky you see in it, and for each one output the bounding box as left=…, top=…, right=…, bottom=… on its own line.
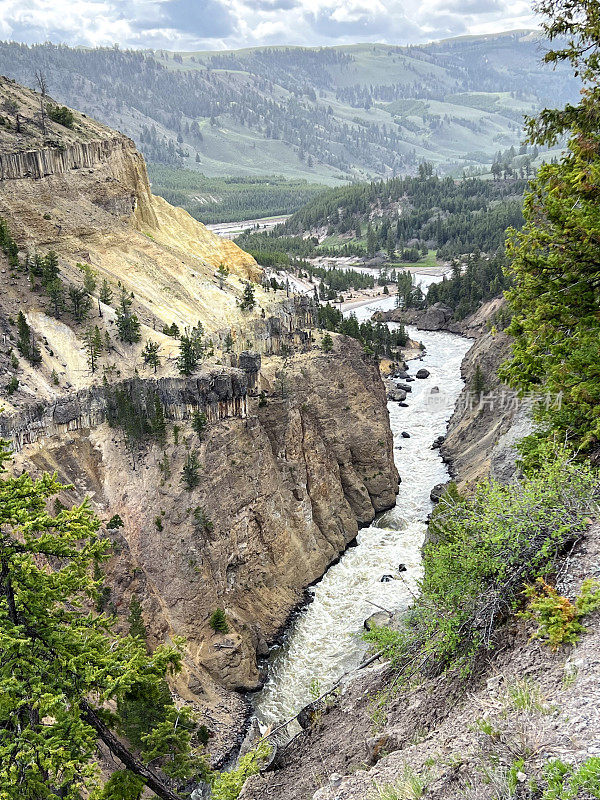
left=0, top=0, right=539, bottom=51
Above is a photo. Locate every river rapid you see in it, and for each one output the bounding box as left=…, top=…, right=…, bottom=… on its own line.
left=253, top=296, right=471, bottom=727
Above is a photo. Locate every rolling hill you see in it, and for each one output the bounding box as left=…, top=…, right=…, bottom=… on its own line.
left=0, top=31, right=578, bottom=189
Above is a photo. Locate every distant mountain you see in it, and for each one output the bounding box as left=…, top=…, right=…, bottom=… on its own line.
left=0, top=32, right=578, bottom=184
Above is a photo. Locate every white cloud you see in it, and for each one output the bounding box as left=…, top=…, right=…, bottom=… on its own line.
left=0, top=0, right=542, bottom=50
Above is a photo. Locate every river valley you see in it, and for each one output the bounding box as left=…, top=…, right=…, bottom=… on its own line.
left=254, top=299, right=471, bottom=728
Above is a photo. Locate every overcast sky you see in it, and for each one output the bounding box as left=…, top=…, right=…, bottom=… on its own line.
left=0, top=0, right=539, bottom=51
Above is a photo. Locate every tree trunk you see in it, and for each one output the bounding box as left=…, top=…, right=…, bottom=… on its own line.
left=79, top=699, right=183, bottom=800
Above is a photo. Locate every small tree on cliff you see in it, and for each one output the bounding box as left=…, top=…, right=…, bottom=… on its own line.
left=142, top=340, right=161, bottom=373
left=240, top=282, right=256, bottom=311
left=16, top=311, right=42, bottom=365
left=177, top=334, right=199, bottom=376
left=116, top=290, right=142, bottom=344
left=84, top=325, right=103, bottom=374
left=0, top=440, right=206, bottom=798
left=209, top=608, right=229, bottom=634
left=321, top=332, right=333, bottom=353
left=472, top=363, right=486, bottom=396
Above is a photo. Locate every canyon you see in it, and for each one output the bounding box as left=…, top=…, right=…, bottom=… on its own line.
left=0, top=77, right=399, bottom=761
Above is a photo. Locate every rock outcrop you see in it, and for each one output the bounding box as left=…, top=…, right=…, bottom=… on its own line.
left=440, top=324, right=532, bottom=489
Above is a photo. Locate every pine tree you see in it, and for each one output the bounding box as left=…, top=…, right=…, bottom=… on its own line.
left=16, top=311, right=42, bottom=365
left=209, top=608, right=229, bottom=634
left=46, top=278, right=65, bottom=317
left=116, top=290, right=141, bottom=344
left=191, top=411, right=208, bottom=439
left=84, top=325, right=103, bottom=373
left=0, top=441, right=204, bottom=798
left=42, top=250, right=59, bottom=286
left=321, top=332, right=333, bottom=352
left=177, top=335, right=199, bottom=376
left=80, top=263, right=97, bottom=296
left=69, top=285, right=92, bottom=322
left=99, top=278, right=113, bottom=306
left=366, top=223, right=377, bottom=257
left=142, top=340, right=161, bottom=373
left=472, top=363, right=486, bottom=396
left=240, top=282, right=256, bottom=311
left=128, top=595, right=147, bottom=641
left=181, top=451, right=201, bottom=490
left=224, top=331, right=234, bottom=353
left=217, top=263, right=230, bottom=290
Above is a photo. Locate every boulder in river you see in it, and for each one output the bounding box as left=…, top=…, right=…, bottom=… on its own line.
left=401, top=431, right=411, bottom=438
left=415, top=302, right=454, bottom=331
left=398, top=401, right=408, bottom=407
left=416, top=368, right=430, bottom=379
left=396, top=382, right=412, bottom=393
left=398, top=563, right=407, bottom=572
left=388, top=388, right=407, bottom=402
left=431, top=435, right=445, bottom=449
left=380, top=574, right=395, bottom=583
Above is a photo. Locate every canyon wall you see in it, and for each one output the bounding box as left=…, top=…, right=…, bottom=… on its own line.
left=10, top=335, right=398, bottom=761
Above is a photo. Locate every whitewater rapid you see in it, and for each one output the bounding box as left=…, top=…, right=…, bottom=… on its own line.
left=253, top=296, right=471, bottom=727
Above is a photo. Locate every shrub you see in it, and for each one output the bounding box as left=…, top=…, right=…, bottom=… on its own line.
left=521, top=577, right=600, bottom=650
left=107, top=514, right=125, bottom=530
left=210, top=742, right=271, bottom=800
left=181, top=452, right=200, bottom=491
left=209, top=608, right=229, bottom=634
left=364, top=453, right=599, bottom=675
left=47, top=104, right=74, bottom=128
left=5, top=376, right=18, bottom=395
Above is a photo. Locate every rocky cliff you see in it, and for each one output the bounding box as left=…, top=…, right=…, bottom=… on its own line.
left=440, top=300, right=533, bottom=489
left=9, top=336, right=398, bottom=760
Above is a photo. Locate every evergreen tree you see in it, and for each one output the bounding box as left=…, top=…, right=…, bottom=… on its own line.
left=209, top=608, right=229, bottom=634
left=84, top=325, right=103, bottom=373
left=80, top=263, right=97, bottom=296
left=366, top=223, right=377, bottom=257
left=240, top=282, right=256, bottom=311
left=116, top=290, right=141, bottom=344
left=216, top=263, right=230, bottom=290
left=472, top=363, right=486, bottom=396
left=177, top=335, right=199, bottom=376
left=142, top=340, right=161, bottom=373
left=181, top=451, right=201, bottom=490
left=191, top=411, right=208, bottom=439
left=500, top=0, right=600, bottom=460
left=16, top=310, right=42, bottom=365
left=99, top=278, right=113, bottom=306
left=41, top=251, right=59, bottom=286
left=0, top=441, right=205, bottom=798
left=46, top=278, right=65, bottom=317
left=128, top=595, right=147, bottom=641
left=69, top=285, right=92, bottom=322
left=321, top=332, right=333, bottom=352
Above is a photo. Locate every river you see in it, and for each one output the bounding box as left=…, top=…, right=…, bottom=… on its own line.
left=253, top=297, right=471, bottom=727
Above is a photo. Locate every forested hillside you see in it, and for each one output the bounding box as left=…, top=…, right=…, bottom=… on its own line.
left=0, top=32, right=578, bottom=187
left=236, top=173, right=526, bottom=262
